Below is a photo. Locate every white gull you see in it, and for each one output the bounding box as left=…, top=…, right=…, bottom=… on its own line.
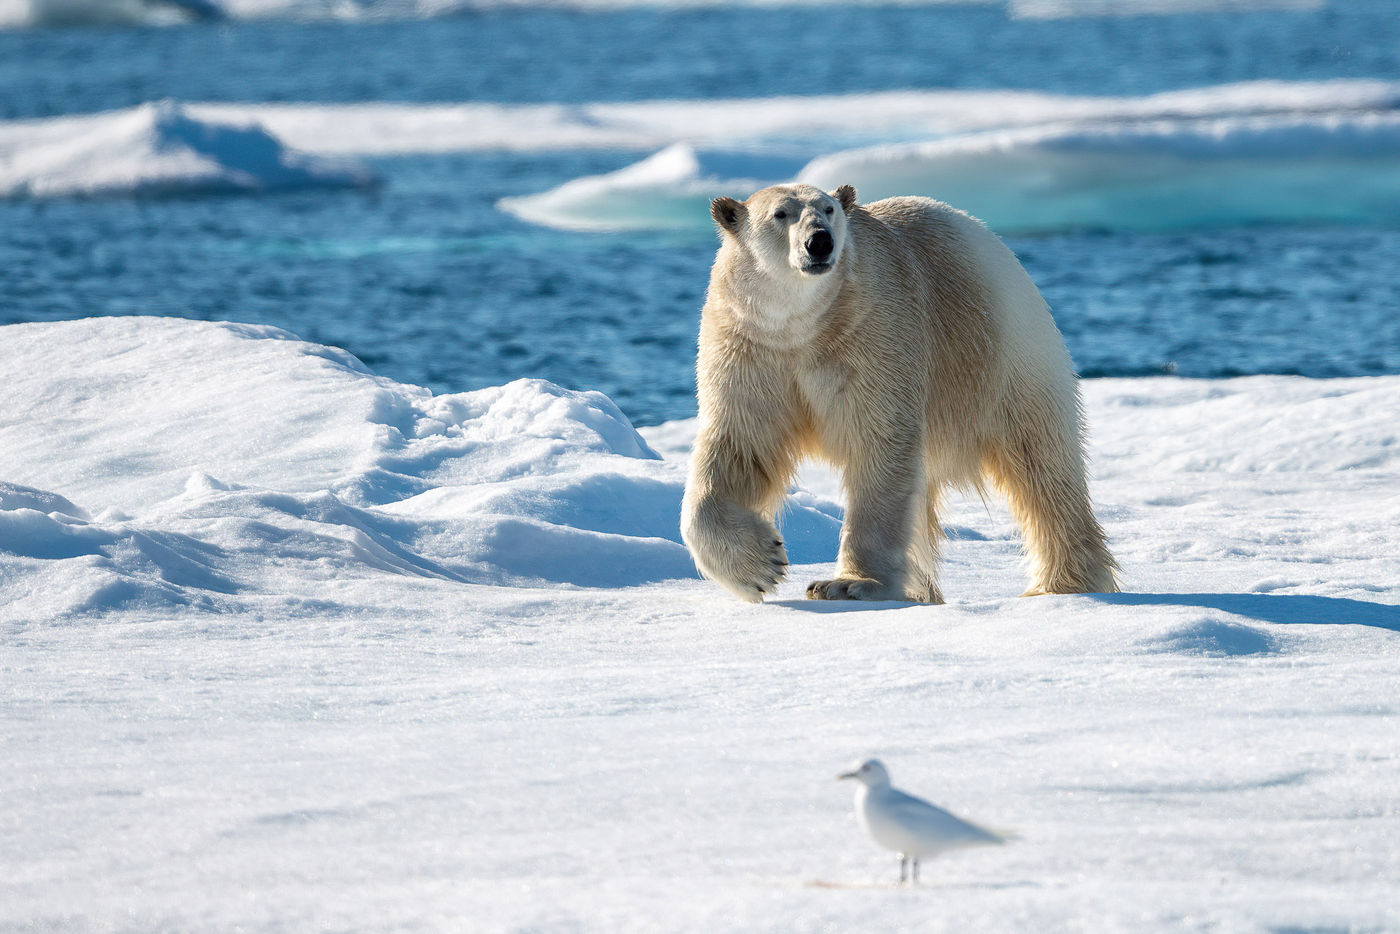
left=838, top=758, right=1007, bottom=884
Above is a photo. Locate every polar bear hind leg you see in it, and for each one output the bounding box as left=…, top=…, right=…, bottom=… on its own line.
left=981, top=393, right=1119, bottom=596
left=903, top=485, right=946, bottom=604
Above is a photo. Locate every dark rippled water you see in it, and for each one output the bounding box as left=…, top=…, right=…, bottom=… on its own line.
left=3, top=3, right=1398, bottom=118
left=3, top=3, right=1400, bottom=424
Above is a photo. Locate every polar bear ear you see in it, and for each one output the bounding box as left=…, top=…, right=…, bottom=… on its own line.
left=835, top=185, right=858, bottom=212
left=711, top=196, right=747, bottom=235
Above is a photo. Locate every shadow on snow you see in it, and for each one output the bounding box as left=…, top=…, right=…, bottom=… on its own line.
left=770, top=591, right=1400, bottom=632
left=1089, top=592, right=1400, bottom=631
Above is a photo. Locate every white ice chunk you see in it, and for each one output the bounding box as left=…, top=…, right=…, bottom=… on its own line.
left=0, top=100, right=374, bottom=199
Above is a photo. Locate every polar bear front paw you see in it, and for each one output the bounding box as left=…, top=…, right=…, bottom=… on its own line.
left=806, top=577, right=901, bottom=601
left=730, top=533, right=789, bottom=602
left=682, top=499, right=789, bottom=602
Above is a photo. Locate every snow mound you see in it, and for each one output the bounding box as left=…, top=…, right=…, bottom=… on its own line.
left=0, top=317, right=840, bottom=619
left=1144, top=618, right=1282, bottom=656
left=0, top=101, right=374, bottom=199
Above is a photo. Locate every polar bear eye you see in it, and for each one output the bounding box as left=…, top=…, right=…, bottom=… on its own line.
left=774, top=210, right=787, bottom=220
left=825, top=206, right=834, bottom=215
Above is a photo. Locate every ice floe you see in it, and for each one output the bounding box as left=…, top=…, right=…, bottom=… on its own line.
left=494, top=83, right=1400, bottom=234
left=4, top=80, right=1397, bottom=228
left=0, top=100, right=374, bottom=199
left=0, top=0, right=1322, bottom=29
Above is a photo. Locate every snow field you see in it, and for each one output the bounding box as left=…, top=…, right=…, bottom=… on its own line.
left=2, top=317, right=1398, bottom=931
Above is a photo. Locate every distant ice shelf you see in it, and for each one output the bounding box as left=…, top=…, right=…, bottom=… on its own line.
left=497, top=99, right=1400, bottom=235
left=3, top=80, right=1398, bottom=227
left=0, top=0, right=1325, bottom=29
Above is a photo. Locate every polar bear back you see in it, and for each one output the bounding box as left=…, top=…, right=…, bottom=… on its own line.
left=849, top=196, right=1080, bottom=432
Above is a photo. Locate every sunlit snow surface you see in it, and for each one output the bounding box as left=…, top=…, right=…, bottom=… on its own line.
left=2, top=317, right=1397, bottom=930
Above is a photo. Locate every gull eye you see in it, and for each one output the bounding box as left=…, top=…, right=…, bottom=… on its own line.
left=774, top=210, right=787, bottom=220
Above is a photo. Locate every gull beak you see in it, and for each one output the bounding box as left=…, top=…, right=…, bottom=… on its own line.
left=837, top=770, right=858, bottom=781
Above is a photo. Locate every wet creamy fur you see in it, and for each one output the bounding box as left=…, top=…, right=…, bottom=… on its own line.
left=682, top=183, right=1118, bottom=603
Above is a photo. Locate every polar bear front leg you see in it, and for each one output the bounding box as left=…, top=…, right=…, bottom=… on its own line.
left=681, top=422, right=795, bottom=603
left=806, top=448, right=921, bottom=602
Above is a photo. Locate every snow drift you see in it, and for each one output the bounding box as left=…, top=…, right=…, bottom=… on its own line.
left=0, top=101, right=374, bottom=199
left=0, top=317, right=841, bottom=618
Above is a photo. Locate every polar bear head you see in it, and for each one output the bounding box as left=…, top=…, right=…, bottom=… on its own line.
left=711, top=183, right=858, bottom=279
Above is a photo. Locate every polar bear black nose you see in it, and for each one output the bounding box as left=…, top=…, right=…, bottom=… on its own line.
left=806, top=229, right=834, bottom=260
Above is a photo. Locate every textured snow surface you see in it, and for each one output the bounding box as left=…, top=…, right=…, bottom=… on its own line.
left=2, top=317, right=1398, bottom=931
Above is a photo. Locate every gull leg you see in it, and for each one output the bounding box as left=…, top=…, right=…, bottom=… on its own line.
left=912, top=857, right=920, bottom=885
left=899, top=854, right=908, bottom=884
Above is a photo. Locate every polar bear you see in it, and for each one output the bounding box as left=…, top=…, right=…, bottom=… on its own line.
left=681, top=183, right=1118, bottom=603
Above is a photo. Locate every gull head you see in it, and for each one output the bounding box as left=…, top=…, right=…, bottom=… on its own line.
left=837, top=758, right=891, bottom=788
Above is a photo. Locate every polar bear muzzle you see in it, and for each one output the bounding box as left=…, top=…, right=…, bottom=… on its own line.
left=801, top=228, right=835, bottom=274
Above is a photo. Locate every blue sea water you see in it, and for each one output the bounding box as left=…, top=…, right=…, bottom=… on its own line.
left=3, top=2, right=1399, bottom=425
